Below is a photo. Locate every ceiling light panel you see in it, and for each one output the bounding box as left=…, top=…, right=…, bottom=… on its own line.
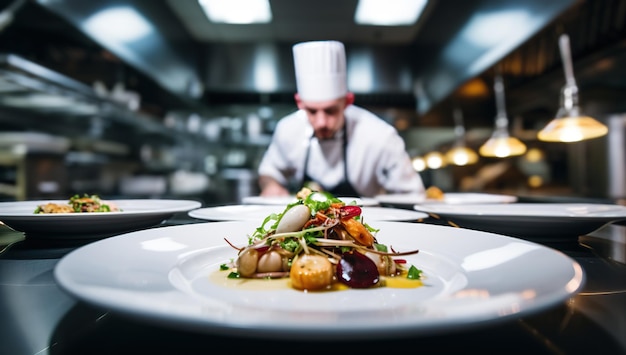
left=198, top=0, right=272, bottom=24
left=355, top=0, right=428, bottom=26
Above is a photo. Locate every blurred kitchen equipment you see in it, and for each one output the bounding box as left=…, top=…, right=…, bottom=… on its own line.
left=607, top=114, right=626, bottom=201
left=221, top=168, right=257, bottom=204
left=0, top=132, right=70, bottom=153
left=119, top=175, right=167, bottom=197
left=0, top=132, right=69, bottom=200
left=169, top=170, right=209, bottom=195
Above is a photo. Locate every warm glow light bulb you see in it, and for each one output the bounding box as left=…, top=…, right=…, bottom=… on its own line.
left=412, top=156, right=426, bottom=172
left=494, top=144, right=511, bottom=158
left=528, top=175, right=543, bottom=188
left=524, top=147, right=545, bottom=162
left=452, top=152, right=470, bottom=165
left=424, top=151, right=446, bottom=169
left=537, top=116, right=608, bottom=142
left=445, top=146, right=479, bottom=166
left=479, top=136, right=527, bottom=158
left=558, top=127, right=583, bottom=142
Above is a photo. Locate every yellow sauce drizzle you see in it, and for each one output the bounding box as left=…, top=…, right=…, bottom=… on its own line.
left=210, top=269, right=423, bottom=291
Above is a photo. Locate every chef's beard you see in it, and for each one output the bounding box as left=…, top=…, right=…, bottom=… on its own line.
left=314, top=128, right=338, bottom=140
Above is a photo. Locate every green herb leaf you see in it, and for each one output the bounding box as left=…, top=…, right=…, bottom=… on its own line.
left=303, top=191, right=341, bottom=214
left=407, top=265, right=423, bottom=280
left=374, top=243, right=388, bottom=252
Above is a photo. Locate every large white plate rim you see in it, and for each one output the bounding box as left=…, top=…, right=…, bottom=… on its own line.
left=242, top=195, right=379, bottom=206
left=413, top=203, right=626, bottom=219
left=53, top=221, right=584, bottom=339
left=375, top=192, right=517, bottom=205
left=188, top=205, right=428, bottom=222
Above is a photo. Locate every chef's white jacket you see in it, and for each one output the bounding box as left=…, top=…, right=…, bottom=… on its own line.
left=258, top=105, right=425, bottom=197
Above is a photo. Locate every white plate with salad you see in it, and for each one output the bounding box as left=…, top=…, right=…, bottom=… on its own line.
left=0, top=198, right=201, bottom=238
left=54, top=218, right=584, bottom=339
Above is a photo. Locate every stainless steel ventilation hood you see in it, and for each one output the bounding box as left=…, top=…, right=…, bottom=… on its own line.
left=202, top=42, right=414, bottom=95
left=35, top=0, right=204, bottom=102
left=22, top=0, right=577, bottom=116
left=411, top=0, right=576, bottom=115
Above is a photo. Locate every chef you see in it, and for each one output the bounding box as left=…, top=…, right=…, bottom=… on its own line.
left=257, top=40, right=425, bottom=198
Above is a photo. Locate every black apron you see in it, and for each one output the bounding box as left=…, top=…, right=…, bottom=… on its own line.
left=302, top=124, right=360, bottom=197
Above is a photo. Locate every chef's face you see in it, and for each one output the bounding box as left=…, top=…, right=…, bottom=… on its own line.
left=296, top=93, right=354, bottom=140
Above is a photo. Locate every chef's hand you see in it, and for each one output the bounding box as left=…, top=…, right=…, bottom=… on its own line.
left=259, top=176, right=290, bottom=197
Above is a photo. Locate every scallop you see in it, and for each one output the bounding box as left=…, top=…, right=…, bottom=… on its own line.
left=275, top=204, right=311, bottom=234
left=236, top=247, right=259, bottom=277
left=256, top=250, right=285, bottom=273
left=289, top=254, right=334, bottom=291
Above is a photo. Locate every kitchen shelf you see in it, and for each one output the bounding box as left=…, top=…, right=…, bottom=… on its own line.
left=0, top=54, right=272, bottom=201
left=0, top=53, right=200, bottom=145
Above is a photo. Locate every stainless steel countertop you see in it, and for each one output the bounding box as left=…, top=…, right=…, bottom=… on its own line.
left=1, top=211, right=625, bottom=354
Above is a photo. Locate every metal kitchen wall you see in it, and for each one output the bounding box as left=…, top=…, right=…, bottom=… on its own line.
left=202, top=42, right=415, bottom=98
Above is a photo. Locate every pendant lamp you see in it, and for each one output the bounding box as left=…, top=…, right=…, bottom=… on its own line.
left=479, top=75, right=527, bottom=158
left=445, top=108, right=479, bottom=166
left=537, top=34, right=607, bottom=142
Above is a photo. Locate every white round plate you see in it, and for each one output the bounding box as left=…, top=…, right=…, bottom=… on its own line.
left=189, top=205, right=428, bottom=222
left=54, top=221, right=584, bottom=340
left=242, top=195, right=379, bottom=206
left=0, top=199, right=202, bottom=238
left=375, top=192, right=517, bottom=207
left=413, top=203, right=626, bottom=240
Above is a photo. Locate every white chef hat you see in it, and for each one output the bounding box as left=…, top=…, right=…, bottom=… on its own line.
left=292, top=40, right=347, bottom=102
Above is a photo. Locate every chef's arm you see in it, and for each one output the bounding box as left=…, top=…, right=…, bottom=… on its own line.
left=259, top=175, right=290, bottom=196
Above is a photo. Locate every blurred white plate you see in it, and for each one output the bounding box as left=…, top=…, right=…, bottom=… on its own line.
left=375, top=192, right=517, bottom=207
left=0, top=199, right=201, bottom=238
left=242, top=195, right=379, bottom=206
left=413, top=203, right=626, bottom=241
left=189, top=205, right=427, bottom=222
left=54, top=221, right=584, bottom=340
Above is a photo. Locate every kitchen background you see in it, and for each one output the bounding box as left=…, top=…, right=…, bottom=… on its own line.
left=0, top=0, right=625, bottom=205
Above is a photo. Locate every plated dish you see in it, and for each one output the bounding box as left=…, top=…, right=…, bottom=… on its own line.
left=54, top=221, right=584, bottom=340
left=412, top=203, right=626, bottom=241
left=375, top=192, right=517, bottom=208
left=242, top=195, right=379, bottom=206
left=189, top=205, right=428, bottom=222
left=0, top=199, right=202, bottom=238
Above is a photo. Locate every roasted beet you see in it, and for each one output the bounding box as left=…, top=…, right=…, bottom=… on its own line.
left=336, top=251, right=380, bottom=288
